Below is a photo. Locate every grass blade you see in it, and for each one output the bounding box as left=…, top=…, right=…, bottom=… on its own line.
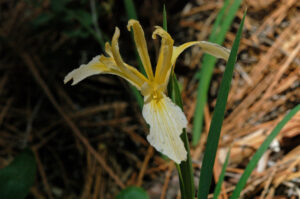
left=212, top=148, right=231, bottom=199
left=230, top=104, right=300, bottom=199
left=129, top=85, right=143, bottom=108
left=163, top=5, right=167, bottom=31
left=197, top=12, right=246, bottom=199
left=192, top=0, right=243, bottom=146
left=124, top=0, right=138, bottom=20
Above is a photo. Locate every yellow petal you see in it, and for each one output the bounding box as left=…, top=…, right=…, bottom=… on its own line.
left=64, top=55, right=147, bottom=90
left=171, top=41, right=230, bottom=66
left=104, top=42, right=113, bottom=57
left=100, top=56, right=148, bottom=89
left=110, top=27, right=149, bottom=88
left=152, top=26, right=174, bottom=85
left=127, top=20, right=154, bottom=80
left=142, top=93, right=187, bottom=163
left=64, top=55, right=108, bottom=85
left=111, top=27, right=129, bottom=73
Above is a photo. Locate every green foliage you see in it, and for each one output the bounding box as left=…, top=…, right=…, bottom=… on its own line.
left=168, top=73, right=195, bottom=199
left=32, top=13, right=54, bottom=27
left=213, top=149, right=231, bottom=199
left=230, top=104, right=300, bottom=199
left=31, top=0, right=106, bottom=44
left=0, top=149, right=37, bottom=199
left=50, top=0, right=71, bottom=12
left=163, top=5, right=167, bottom=31
left=124, top=0, right=138, bottom=20
left=192, top=0, right=243, bottom=146
left=197, top=12, right=246, bottom=199
left=116, top=186, right=149, bottom=199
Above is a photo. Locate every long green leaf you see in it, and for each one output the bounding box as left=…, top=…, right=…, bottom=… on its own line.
left=213, top=148, right=231, bottom=199
left=197, top=12, right=246, bottom=199
left=163, top=5, right=167, bottom=31
left=124, top=0, right=138, bottom=20
left=230, top=104, right=300, bottom=199
left=192, top=0, right=243, bottom=146
left=0, top=149, right=36, bottom=199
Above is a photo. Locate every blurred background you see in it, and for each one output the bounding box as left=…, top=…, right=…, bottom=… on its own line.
left=0, top=0, right=299, bottom=198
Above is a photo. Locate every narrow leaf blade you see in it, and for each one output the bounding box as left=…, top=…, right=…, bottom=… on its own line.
left=197, top=12, right=246, bottom=199
left=213, top=148, right=231, bottom=199
left=192, top=0, right=243, bottom=146
left=230, top=104, right=300, bottom=199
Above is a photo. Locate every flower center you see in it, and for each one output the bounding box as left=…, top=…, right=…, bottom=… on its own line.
left=151, top=90, right=162, bottom=101
left=141, top=82, right=164, bottom=101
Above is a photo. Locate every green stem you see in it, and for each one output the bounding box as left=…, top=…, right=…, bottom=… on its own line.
left=169, top=73, right=195, bottom=199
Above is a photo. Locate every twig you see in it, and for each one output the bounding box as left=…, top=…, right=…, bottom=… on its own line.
left=137, top=146, right=154, bottom=186
left=32, top=147, right=54, bottom=199
left=0, top=97, right=13, bottom=126
left=22, top=98, right=43, bottom=148
left=160, top=163, right=174, bottom=199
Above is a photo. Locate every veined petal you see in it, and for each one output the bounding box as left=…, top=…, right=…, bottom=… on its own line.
left=64, top=55, right=108, bottom=85
left=103, top=42, right=148, bottom=85
left=111, top=27, right=147, bottom=86
left=64, top=55, right=147, bottom=90
left=171, top=41, right=230, bottom=66
left=127, top=20, right=154, bottom=80
left=152, top=26, right=174, bottom=86
left=104, top=42, right=113, bottom=57
left=142, top=93, right=187, bottom=164
left=100, top=55, right=148, bottom=89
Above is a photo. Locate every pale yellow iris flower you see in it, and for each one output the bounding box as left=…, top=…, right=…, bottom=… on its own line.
left=64, top=20, right=229, bottom=164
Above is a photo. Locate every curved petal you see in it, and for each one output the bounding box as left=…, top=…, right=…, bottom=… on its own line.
left=127, top=20, right=154, bottom=80
left=171, top=41, right=230, bottom=66
left=111, top=27, right=147, bottom=87
left=142, top=93, right=187, bottom=164
left=64, top=55, right=147, bottom=90
left=152, top=26, right=174, bottom=86
left=100, top=55, right=149, bottom=89
left=64, top=55, right=108, bottom=85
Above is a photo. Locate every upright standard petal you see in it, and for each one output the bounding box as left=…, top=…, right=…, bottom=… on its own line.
left=171, top=41, right=230, bottom=67
left=142, top=93, right=187, bottom=164
left=110, top=27, right=149, bottom=88
left=152, top=26, right=174, bottom=86
left=127, top=20, right=154, bottom=80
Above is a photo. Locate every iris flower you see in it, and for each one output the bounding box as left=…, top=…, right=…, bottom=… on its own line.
left=64, top=20, right=229, bottom=163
